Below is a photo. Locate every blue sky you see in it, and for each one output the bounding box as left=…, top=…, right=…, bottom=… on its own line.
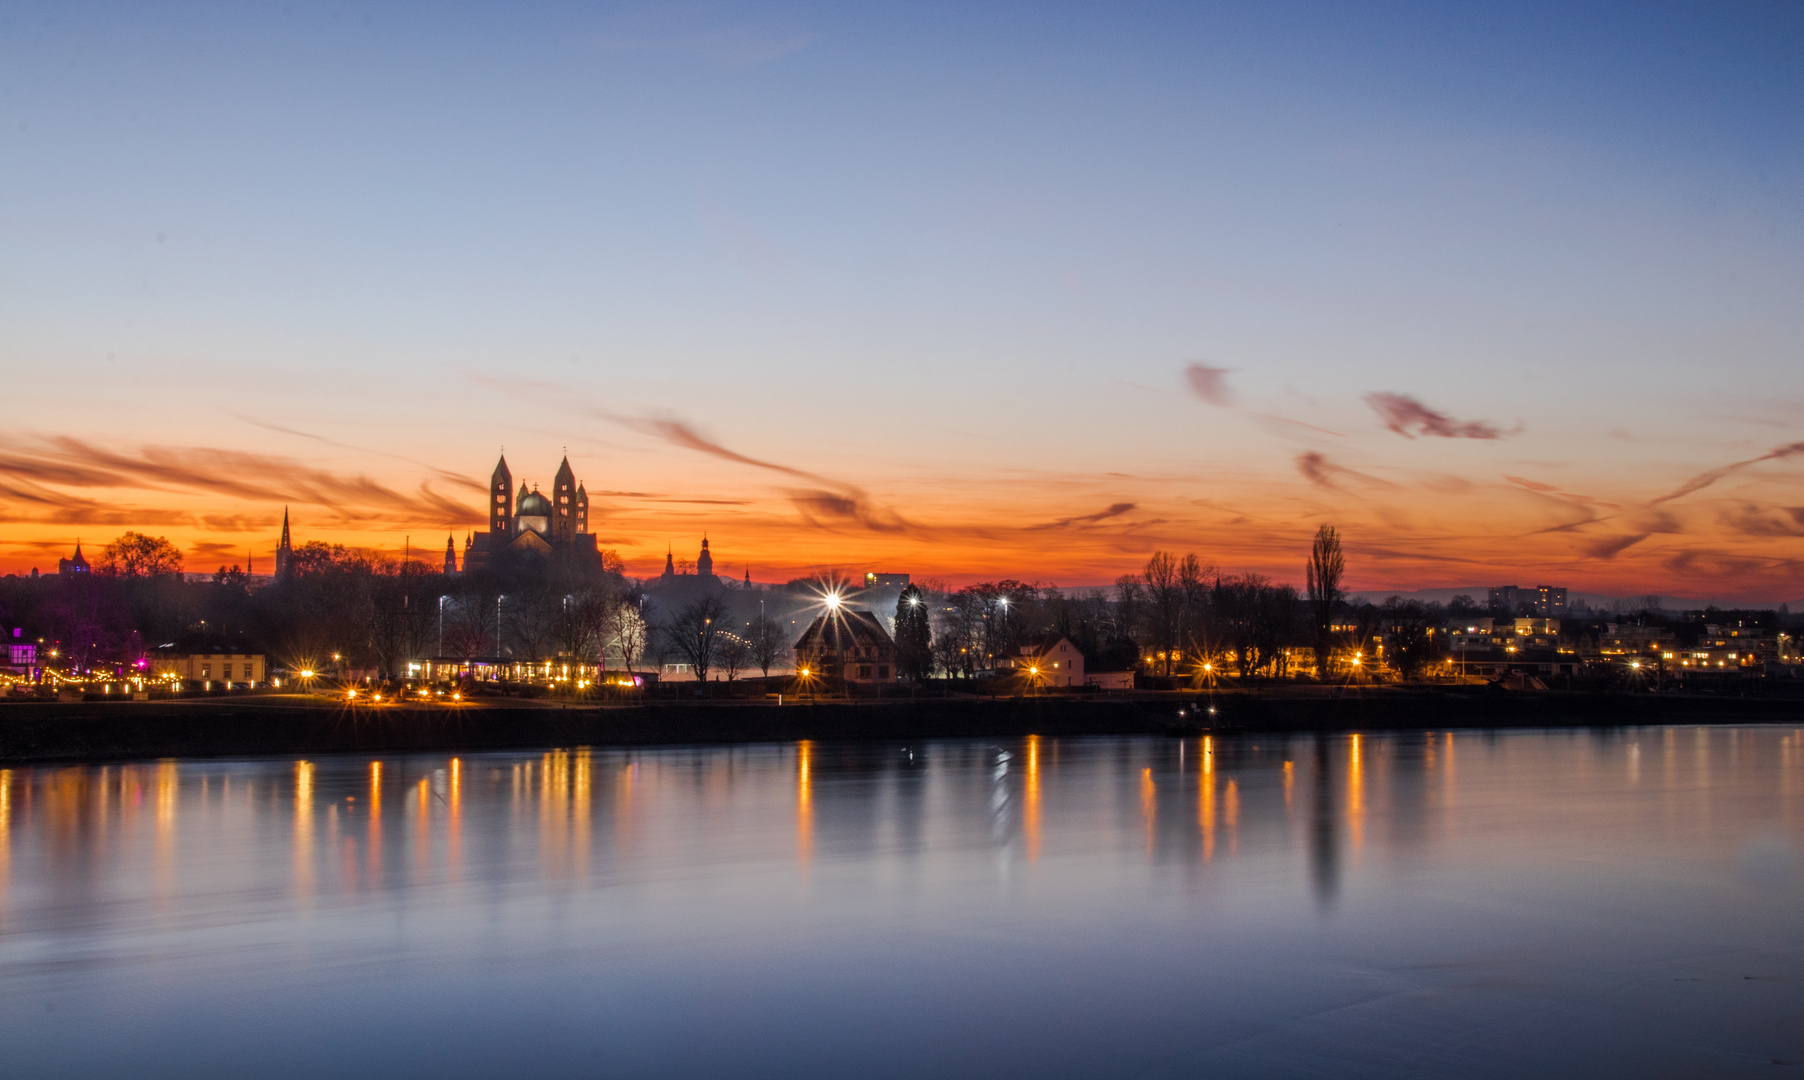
left=2, top=1, right=1801, bottom=595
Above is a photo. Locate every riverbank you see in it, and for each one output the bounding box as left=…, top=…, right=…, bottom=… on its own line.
left=1, top=687, right=1801, bottom=764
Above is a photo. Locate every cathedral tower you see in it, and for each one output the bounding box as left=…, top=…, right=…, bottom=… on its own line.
left=552, top=456, right=577, bottom=544
left=489, top=455, right=514, bottom=535
left=443, top=534, right=457, bottom=575
left=696, top=535, right=714, bottom=578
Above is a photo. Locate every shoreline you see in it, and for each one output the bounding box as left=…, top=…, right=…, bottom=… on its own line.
left=1, top=689, right=1800, bottom=764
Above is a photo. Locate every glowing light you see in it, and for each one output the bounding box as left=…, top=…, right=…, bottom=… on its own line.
left=300, top=669, right=315, bottom=679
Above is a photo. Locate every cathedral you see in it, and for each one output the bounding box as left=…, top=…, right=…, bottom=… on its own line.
left=458, top=455, right=601, bottom=572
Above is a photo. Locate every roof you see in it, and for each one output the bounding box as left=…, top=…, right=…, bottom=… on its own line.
left=1017, top=634, right=1073, bottom=657
left=794, top=610, right=894, bottom=653
left=517, top=490, right=552, bottom=516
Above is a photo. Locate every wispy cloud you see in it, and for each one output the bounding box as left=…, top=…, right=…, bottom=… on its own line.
left=1580, top=533, right=1649, bottom=559
left=598, top=411, right=929, bottom=536
left=231, top=415, right=483, bottom=492
left=1028, top=503, right=1137, bottom=530
left=1180, top=364, right=1343, bottom=437
left=1296, top=452, right=1391, bottom=491
left=1651, top=441, right=1804, bottom=505
left=0, top=436, right=483, bottom=528
left=1365, top=393, right=1512, bottom=439
left=1183, top=364, right=1235, bottom=407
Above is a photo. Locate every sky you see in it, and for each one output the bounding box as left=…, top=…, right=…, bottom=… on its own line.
left=2, top=1, right=1802, bottom=600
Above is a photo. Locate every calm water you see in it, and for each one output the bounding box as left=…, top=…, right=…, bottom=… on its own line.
left=2, top=729, right=1802, bottom=1078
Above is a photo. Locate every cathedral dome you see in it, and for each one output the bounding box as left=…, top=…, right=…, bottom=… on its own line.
left=515, top=489, right=553, bottom=537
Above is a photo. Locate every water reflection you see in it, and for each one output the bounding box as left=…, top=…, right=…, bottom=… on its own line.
left=0, top=729, right=1801, bottom=1078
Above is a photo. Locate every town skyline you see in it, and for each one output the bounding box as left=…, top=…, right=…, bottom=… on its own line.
left=4, top=430, right=1800, bottom=607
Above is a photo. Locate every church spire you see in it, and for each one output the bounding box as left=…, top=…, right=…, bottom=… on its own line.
left=275, top=507, right=293, bottom=580
left=443, top=534, right=457, bottom=576
left=662, top=545, right=675, bottom=578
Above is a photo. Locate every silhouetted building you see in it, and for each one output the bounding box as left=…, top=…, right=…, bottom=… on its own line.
left=1008, top=634, right=1085, bottom=688
left=1490, top=584, right=1568, bottom=617
left=275, top=507, right=293, bottom=580
left=794, top=609, right=896, bottom=684
left=58, top=542, right=89, bottom=576
left=656, top=537, right=725, bottom=587
left=462, top=454, right=599, bottom=571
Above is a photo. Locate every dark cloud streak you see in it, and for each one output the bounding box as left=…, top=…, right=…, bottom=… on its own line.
left=1365, top=393, right=1511, bottom=439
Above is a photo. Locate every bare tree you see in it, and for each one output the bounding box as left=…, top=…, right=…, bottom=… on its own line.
left=1142, top=552, right=1186, bottom=675
left=747, top=613, right=788, bottom=677
left=1305, top=524, right=1345, bottom=679
left=1381, top=598, right=1443, bottom=679
left=503, top=585, right=557, bottom=664
left=664, top=593, right=728, bottom=683
left=609, top=595, right=650, bottom=674
left=719, top=631, right=749, bottom=682
left=556, top=586, right=614, bottom=663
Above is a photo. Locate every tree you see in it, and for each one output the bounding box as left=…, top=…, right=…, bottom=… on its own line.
left=894, top=584, right=933, bottom=681
left=502, top=585, right=557, bottom=663
left=1305, top=524, right=1345, bottom=679
left=665, top=593, right=727, bottom=684
left=719, top=632, right=749, bottom=682
left=100, top=532, right=183, bottom=578
left=556, top=586, right=614, bottom=663
left=610, top=596, right=650, bottom=674
left=443, top=583, right=500, bottom=659
left=1141, top=552, right=1187, bottom=675
left=747, top=613, right=788, bottom=677
left=1381, top=598, right=1443, bottom=679
left=1214, top=573, right=1296, bottom=678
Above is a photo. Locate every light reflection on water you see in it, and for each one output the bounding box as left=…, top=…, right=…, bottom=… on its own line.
left=1, top=728, right=1802, bottom=1078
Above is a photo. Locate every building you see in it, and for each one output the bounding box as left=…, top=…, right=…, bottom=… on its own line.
left=865, top=572, right=910, bottom=588
left=793, top=609, right=896, bottom=684
left=275, top=508, right=293, bottom=579
left=654, top=537, right=728, bottom=587
left=461, top=455, right=601, bottom=572
left=1489, top=584, right=1568, bottom=617
left=1010, top=634, right=1085, bottom=688
left=58, top=542, right=90, bottom=576
left=152, top=651, right=266, bottom=687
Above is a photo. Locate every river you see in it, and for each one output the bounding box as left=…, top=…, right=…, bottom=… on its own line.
left=1, top=728, right=1800, bottom=1077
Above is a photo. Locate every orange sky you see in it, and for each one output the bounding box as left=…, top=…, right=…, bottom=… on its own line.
left=3, top=377, right=1800, bottom=604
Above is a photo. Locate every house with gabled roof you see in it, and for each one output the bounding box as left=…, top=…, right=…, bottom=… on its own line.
left=793, top=609, right=896, bottom=684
